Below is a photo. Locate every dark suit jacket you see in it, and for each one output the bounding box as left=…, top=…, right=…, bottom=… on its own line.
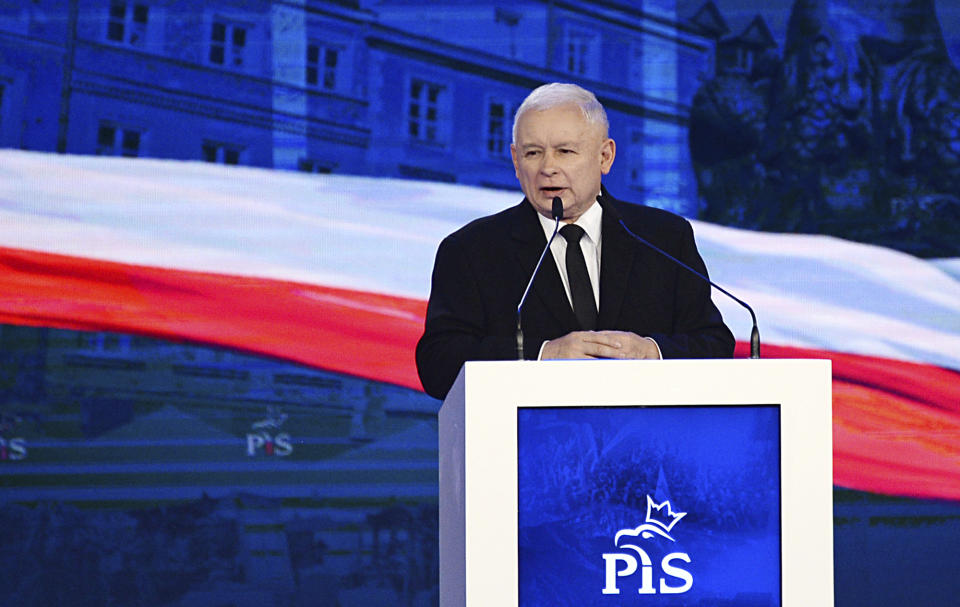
left=415, top=190, right=735, bottom=399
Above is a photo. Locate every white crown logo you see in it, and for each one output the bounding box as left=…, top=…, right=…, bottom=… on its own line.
left=251, top=405, right=288, bottom=430
left=614, top=494, right=687, bottom=545
left=645, top=495, right=686, bottom=534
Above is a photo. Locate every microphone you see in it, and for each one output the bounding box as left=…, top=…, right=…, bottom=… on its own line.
left=516, top=197, right=564, bottom=359
left=612, top=207, right=760, bottom=359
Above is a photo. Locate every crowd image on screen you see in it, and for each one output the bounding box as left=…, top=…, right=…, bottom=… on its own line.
left=519, top=420, right=779, bottom=535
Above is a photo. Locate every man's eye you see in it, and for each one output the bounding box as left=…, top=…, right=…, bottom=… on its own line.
left=525, top=150, right=540, bottom=157
left=560, top=149, right=575, bottom=154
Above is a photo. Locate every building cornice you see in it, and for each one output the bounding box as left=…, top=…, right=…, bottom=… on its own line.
left=72, top=74, right=370, bottom=147
left=366, top=22, right=692, bottom=124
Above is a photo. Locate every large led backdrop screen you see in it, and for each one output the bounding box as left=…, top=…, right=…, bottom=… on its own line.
left=1, top=1, right=959, bottom=606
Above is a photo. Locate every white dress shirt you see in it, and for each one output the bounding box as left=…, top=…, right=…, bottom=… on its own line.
left=534, top=198, right=662, bottom=360
left=537, top=200, right=602, bottom=311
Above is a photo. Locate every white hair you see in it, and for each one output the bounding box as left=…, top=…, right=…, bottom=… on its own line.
left=512, top=82, right=609, bottom=143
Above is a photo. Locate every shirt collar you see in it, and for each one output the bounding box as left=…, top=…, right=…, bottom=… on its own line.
left=575, top=200, right=603, bottom=245
left=536, top=198, right=603, bottom=245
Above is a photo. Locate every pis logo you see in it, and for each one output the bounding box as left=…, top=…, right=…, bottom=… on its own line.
left=0, top=437, right=27, bottom=461
left=246, top=406, right=293, bottom=457
left=0, top=414, right=27, bottom=461
left=602, top=495, right=693, bottom=596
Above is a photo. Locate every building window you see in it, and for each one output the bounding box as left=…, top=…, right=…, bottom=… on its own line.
left=202, top=141, right=242, bottom=165
left=408, top=79, right=444, bottom=144
left=495, top=8, right=521, bottom=58
left=210, top=20, right=247, bottom=67
left=563, top=29, right=597, bottom=77
left=494, top=7, right=520, bottom=27
left=297, top=158, right=333, bottom=173
left=628, top=128, right=644, bottom=187
left=106, top=1, right=148, bottom=46
left=306, top=43, right=340, bottom=90
left=486, top=100, right=511, bottom=158
left=97, top=123, right=141, bottom=157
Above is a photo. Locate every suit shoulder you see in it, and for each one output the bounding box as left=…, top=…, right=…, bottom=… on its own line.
left=613, top=199, right=692, bottom=235
left=440, top=202, right=525, bottom=248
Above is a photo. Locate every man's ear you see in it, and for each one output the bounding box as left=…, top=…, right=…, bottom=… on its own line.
left=600, top=138, right=616, bottom=175
left=510, top=143, right=521, bottom=179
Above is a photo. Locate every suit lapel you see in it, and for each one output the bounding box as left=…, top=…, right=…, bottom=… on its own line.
left=511, top=200, right=578, bottom=331
left=598, top=208, right=632, bottom=327
left=598, top=193, right=652, bottom=329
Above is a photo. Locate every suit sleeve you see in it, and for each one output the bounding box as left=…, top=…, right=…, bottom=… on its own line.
left=415, top=234, right=519, bottom=400
left=645, top=220, right=736, bottom=358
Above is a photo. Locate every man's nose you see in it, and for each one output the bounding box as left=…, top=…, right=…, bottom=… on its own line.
left=539, top=152, right=559, bottom=175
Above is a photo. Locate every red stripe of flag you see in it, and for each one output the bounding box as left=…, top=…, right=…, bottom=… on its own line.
left=4, top=246, right=960, bottom=500
left=0, top=246, right=426, bottom=389
left=737, top=342, right=960, bottom=499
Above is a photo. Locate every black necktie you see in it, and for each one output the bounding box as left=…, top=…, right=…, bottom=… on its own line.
left=560, top=224, right=597, bottom=330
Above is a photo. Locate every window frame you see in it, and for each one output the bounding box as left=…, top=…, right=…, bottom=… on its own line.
left=406, top=77, right=448, bottom=147
left=297, top=158, right=334, bottom=174
left=209, top=18, right=250, bottom=69
left=561, top=25, right=599, bottom=78
left=484, top=98, right=513, bottom=159
left=305, top=42, right=343, bottom=91
left=105, top=0, right=149, bottom=47
left=202, top=140, right=244, bottom=165
left=96, top=121, right=143, bottom=157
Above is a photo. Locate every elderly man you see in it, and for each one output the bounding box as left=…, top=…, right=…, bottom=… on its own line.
left=416, top=83, right=734, bottom=400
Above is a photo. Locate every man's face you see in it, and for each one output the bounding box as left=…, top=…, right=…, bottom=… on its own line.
left=511, top=104, right=616, bottom=222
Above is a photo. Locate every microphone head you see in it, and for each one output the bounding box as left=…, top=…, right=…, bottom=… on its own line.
left=551, top=197, right=564, bottom=220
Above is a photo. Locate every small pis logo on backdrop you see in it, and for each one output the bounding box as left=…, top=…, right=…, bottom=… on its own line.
left=0, top=413, right=28, bottom=461
left=246, top=406, right=293, bottom=457
left=602, top=495, right=693, bottom=596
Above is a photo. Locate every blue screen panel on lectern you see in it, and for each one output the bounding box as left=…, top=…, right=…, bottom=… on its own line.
left=517, top=405, right=781, bottom=607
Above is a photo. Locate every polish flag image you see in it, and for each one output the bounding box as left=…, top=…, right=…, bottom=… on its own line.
left=1, top=149, right=958, bottom=501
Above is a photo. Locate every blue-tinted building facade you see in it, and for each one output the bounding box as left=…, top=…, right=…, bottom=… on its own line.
left=1, top=0, right=720, bottom=215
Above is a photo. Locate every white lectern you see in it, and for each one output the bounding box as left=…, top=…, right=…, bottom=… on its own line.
left=439, top=359, right=832, bottom=607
